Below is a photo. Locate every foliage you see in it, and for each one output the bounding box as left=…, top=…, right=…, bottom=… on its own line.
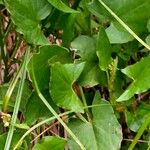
left=0, top=0, right=150, bottom=150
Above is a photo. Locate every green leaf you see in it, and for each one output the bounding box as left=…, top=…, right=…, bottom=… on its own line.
left=106, top=22, right=134, bottom=43
left=88, top=0, right=150, bottom=43
left=71, top=35, right=96, bottom=62
left=50, top=63, right=85, bottom=113
left=68, top=92, right=122, bottom=150
left=96, top=27, right=112, bottom=71
left=117, top=55, right=150, bottom=101
left=47, top=0, right=78, bottom=13
left=77, top=62, right=107, bottom=87
left=25, top=91, right=56, bottom=125
left=57, top=14, right=76, bottom=47
left=33, top=136, right=66, bottom=150
left=5, top=0, right=52, bottom=45
left=71, top=35, right=107, bottom=87
left=125, top=103, right=150, bottom=132
left=28, top=45, right=72, bottom=91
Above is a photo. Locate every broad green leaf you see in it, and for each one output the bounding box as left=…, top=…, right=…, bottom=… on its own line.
left=68, top=92, right=122, bottom=150
left=125, top=103, right=150, bottom=132
left=77, top=62, right=107, bottom=87
left=28, top=45, right=72, bottom=91
left=25, top=91, right=57, bottom=125
left=5, top=0, right=52, bottom=45
left=71, top=35, right=96, bottom=61
left=96, top=27, right=112, bottom=70
left=50, top=63, right=85, bottom=113
left=71, top=35, right=107, bottom=87
left=117, top=55, right=150, bottom=101
left=0, top=81, right=32, bottom=112
left=47, top=0, right=77, bottom=13
left=88, top=0, right=150, bottom=43
left=33, top=136, right=66, bottom=150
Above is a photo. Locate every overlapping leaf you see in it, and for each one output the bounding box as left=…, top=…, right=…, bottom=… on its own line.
left=50, top=63, right=85, bottom=113
left=117, top=55, right=150, bottom=101
left=71, top=35, right=107, bottom=87
left=68, top=92, right=122, bottom=150
left=25, top=91, right=57, bottom=125
left=4, top=0, right=52, bottom=45
left=88, top=0, right=150, bottom=43
left=28, top=45, right=72, bottom=91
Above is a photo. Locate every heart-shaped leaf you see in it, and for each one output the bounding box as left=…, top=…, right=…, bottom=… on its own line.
left=50, top=63, right=85, bottom=113
left=68, top=92, right=122, bottom=150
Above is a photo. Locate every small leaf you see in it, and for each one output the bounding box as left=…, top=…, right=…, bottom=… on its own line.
left=68, top=92, right=122, bottom=150
left=96, top=27, right=112, bottom=71
left=50, top=63, right=85, bottom=113
left=33, top=136, right=66, bottom=150
left=47, top=0, right=78, bottom=13
left=117, top=55, right=150, bottom=101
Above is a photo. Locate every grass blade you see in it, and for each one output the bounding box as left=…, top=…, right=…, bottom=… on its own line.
left=4, top=47, right=30, bottom=150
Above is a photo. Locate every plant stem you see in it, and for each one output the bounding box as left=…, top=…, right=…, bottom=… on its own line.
left=128, top=113, right=150, bottom=150
left=99, top=0, right=150, bottom=50
left=13, top=111, right=73, bottom=150
left=79, top=86, right=91, bottom=123
left=31, top=62, right=86, bottom=150
left=4, top=47, right=30, bottom=150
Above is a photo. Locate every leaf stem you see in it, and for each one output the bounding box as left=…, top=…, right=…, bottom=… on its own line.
left=98, top=0, right=150, bottom=50
left=128, top=113, right=150, bottom=150
left=4, top=47, right=30, bottom=150
left=31, top=62, right=86, bottom=150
